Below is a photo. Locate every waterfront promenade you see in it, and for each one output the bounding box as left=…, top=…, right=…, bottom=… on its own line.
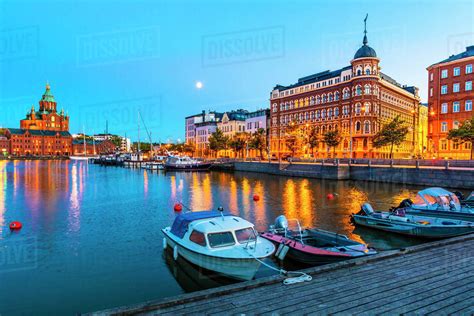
left=93, top=234, right=474, bottom=315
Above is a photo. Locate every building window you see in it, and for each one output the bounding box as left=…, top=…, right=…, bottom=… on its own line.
left=430, top=88, right=433, bottom=97
left=316, top=110, right=320, bottom=119
left=327, top=108, right=332, bottom=118
left=466, top=81, right=472, bottom=91
left=364, top=85, right=371, bottom=95
left=364, top=121, right=370, bottom=134
left=453, top=102, right=460, bottom=112
left=441, top=85, right=448, bottom=94
left=440, top=139, right=448, bottom=150
left=321, top=109, right=326, bottom=118
left=356, top=86, right=362, bottom=96
left=430, top=72, right=433, bottom=81
left=453, top=83, right=460, bottom=93
left=441, top=69, right=448, bottom=78
left=355, top=121, right=361, bottom=132
left=466, top=64, right=473, bottom=74
left=466, top=100, right=472, bottom=111
left=334, top=107, right=339, bottom=117
left=441, top=122, right=448, bottom=132
left=454, top=67, right=461, bottom=76
left=453, top=121, right=460, bottom=129
left=441, top=103, right=448, bottom=113
left=355, top=103, right=361, bottom=114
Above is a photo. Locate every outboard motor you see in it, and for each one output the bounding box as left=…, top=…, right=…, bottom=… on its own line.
left=397, top=198, right=413, bottom=209
left=275, top=215, right=289, bottom=231
left=361, top=203, right=375, bottom=216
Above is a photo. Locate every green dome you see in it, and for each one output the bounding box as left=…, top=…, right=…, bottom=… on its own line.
left=41, top=83, right=56, bottom=103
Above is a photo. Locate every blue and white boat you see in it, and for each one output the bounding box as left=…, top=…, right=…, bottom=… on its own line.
left=162, top=210, right=275, bottom=281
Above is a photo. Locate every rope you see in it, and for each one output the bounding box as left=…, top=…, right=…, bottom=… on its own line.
left=242, top=248, right=312, bottom=285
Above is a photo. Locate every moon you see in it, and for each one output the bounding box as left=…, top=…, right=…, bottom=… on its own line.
left=195, top=81, right=203, bottom=89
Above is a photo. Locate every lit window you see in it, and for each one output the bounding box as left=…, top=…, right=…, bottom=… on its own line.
left=453, top=121, right=460, bottom=129
left=430, top=73, right=433, bottom=81
left=453, top=83, right=460, bottom=93
left=466, top=64, right=473, bottom=74
left=441, top=122, right=448, bottom=132
left=466, top=81, right=472, bottom=91
left=430, top=88, right=433, bottom=97
left=441, top=103, right=448, bottom=113
left=441, top=85, right=448, bottom=94
left=453, top=102, right=460, bottom=112
left=466, top=100, right=472, bottom=111
left=441, top=69, right=448, bottom=78
left=454, top=67, right=461, bottom=76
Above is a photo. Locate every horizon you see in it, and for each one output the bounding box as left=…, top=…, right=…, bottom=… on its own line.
left=0, top=0, right=473, bottom=142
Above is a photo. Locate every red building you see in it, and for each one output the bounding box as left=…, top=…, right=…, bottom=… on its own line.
left=72, top=139, right=116, bottom=155
left=3, top=83, right=73, bottom=157
left=269, top=20, right=421, bottom=159
left=427, top=45, right=474, bottom=159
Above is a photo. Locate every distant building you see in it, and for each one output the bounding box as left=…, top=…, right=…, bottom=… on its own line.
left=92, top=133, right=131, bottom=152
left=0, top=135, right=9, bottom=157
left=185, top=111, right=223, bottom=156
left=269, top=20, right=421, bottom=159
left=2, top=84, right=73, bottom=157
left=72, top=139, right=116, bottom=156
left=245, top=109, right=270, bottom=134
left=427, top=45, right=474, bottom=159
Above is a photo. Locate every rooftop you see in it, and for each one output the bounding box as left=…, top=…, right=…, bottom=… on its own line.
left=429, top=45, right=474, bottom=67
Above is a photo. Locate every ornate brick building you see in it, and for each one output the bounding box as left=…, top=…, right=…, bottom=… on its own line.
left=427, top=45, right=474, bottom=159
left=269, top=20, right=421, bottom=159
left=3, top=84, right=73, bottom=157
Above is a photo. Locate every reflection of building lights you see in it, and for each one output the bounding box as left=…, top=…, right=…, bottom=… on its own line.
left=0, top=162, right=6, bottom=236
left=143, top=170, right=148, bottom=196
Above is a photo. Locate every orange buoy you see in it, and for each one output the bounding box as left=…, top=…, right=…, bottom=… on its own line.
left=173, top=203, right=183, bottom=212
left=9, top=221, right=22, bottom=230
left=326, top=193, right=334, bottom=200
left=253, top=194, right=260, bottom=202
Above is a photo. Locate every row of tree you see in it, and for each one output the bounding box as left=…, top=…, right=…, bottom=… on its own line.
left=208, top=128, right=267, bottom=158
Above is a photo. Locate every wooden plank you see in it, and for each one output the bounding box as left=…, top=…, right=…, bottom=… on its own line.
left=164, top=246, right=463, bottom=315
left=157, top=240, right=473, bottom=315
left=424, top=292, right=474, bottom=314
left=209, top=249, right=470, bottom=316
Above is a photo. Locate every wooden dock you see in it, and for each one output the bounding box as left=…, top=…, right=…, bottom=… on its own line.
left=92, top=234, right=474, bottom=315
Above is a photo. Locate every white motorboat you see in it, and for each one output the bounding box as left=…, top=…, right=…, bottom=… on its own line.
left=393, top=187, right=474, bottom=222
left=164, top=156, right=212, bottom=171
left=162, top=209, right=275, bottom=281
left=352, top=203, right=474, bottom=239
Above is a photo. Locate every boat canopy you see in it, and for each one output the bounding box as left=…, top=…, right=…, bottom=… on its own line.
left=170, top=211, right=231, bottom=238
left=412, top=187, right=461, bottom=211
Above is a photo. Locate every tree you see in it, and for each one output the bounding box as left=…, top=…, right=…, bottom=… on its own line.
left=323, top=129, right=341, bottom=158
left=448, top=116, right=474, bottom=159
left=285, top=121, right=303, bottom=157
left=229, top=133, right=247, bottom=158
left=248, top=128, right=267, bottom=159
left=307, top=126, right=319, bottom=157
left=208, top=128, right=229, bottom=157
left=372, top=116, right=409, bottom=159
left=182, top=142, right=195, bottom=156
left=110, top=135, right=123, bottom=148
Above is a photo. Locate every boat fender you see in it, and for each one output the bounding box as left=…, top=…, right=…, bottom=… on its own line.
left=9, top=221, right=22, bottom=230
left=173, top=245, right=179, bottom=260
left=275, top=243, right=284, bottom=257
left=162, top=237, right=167, bottom=250
left=278, top=245, right=289, bottom=261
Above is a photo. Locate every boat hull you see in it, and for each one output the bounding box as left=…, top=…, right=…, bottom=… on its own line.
left=405, top=208, right=474, bottom=223
left=352, top=215, right=474, bottom=238
left=164, top=163, right=212, bottom=171
left=163, top=230, right=266, bottom=281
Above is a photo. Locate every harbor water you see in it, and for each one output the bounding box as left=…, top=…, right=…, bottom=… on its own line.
left=0, top=160, right=433, bottom=315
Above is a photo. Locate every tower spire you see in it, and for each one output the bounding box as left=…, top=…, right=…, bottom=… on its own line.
left=363, top=13, right=368, bottom=45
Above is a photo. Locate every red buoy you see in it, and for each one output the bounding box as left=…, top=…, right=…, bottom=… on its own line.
left=326, top=193, right=334, bottom=200
left=173, top=203, right=183, bottom=212
left=9, top=221, right=22, bottom=230
left=253, top=194, right=260, bottom=202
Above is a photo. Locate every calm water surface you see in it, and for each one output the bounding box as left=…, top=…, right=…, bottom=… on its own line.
left=0, top=160, right=429, bottom=315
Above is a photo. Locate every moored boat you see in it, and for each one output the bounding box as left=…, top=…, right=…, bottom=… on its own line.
left=261, top=216, right=376, bottom=265
left=162, top=209, right=275, bottom=281
left=393, top=187, right=474, bottom=222
left=351, top=203, right=474, bottom=239
left=164, top=156, right=212, bottom=171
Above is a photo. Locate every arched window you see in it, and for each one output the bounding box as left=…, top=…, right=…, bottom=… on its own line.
left=364, top=120, right=371, bottom=134
left=299, top=113, right=303, bottom=121
left=328, top=93, right=333, bottom=102
left=343, top=105, right=349, bottom=115
left=334, top=107, right=339, bottom=117
left=310, top=96, right=315, bottom=105
left=356, top=86, right=362, bottom=96
left=290, top=101, right=294, bottom=109
left=343, top=88, right=350, bottom=99
left=310, top=111, right=314, bottom=120
left=363, top=138, right=368, bottom=148
left=357, top=69, right=362, bottom=76
left=328, top=125, right=332, bottom=131
left=328, top=108, right=333, bottom=118
left=294, top=100, right=299, bottom=108
left=317, top=96, right=321, bottom=104
left=364, top=85, right=371, bottom=95
left=365, top=69, right=371, bottom=75
left=355, top=103, right=361, bottom=114
left=305, top=112, right=310, bottom=121
left=356, top=121, right=361, bottom=132
left=321, top=109, right=326, bottom=118
left=322, top=94, right=327, bottom=103
left=304, top=98, right=309, bottom=106
left=335, top=91, right=340, bottom=101
left=316, top=110, right=320, bottom=119
left=364, top=102, right=370, bottom=114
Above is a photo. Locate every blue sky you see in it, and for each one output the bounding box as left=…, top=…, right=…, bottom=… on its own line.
left=0, top=0, right=473, bottom=142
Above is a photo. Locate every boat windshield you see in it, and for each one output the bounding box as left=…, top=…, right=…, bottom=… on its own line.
left=235, top=227, right=256, bottom=243
left=207, top=231, right=235, bottom=248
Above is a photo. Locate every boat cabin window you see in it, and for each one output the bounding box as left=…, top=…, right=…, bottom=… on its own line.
left=207, top=232, right=235, bottom=248
left=189, top=230, right=206, bottom=247
left=235, top=227, right=256, bottom=243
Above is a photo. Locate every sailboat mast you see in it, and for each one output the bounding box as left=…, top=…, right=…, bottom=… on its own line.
left=83, top=126, right=86, bottom=156
left=138, top=111, right=141, bottom=154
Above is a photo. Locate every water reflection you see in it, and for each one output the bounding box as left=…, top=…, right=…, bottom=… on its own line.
left=0, top=161, right=6, bottom=236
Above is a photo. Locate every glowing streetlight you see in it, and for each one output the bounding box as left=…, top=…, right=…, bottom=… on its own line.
left=195, top=81, right=203, bottom=89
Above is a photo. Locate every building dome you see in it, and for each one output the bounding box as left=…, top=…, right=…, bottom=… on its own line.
left=354, top=43, right=377, bottom=59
